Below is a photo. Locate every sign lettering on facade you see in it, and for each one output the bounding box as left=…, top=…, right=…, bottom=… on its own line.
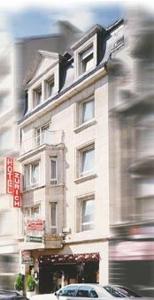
left=26, top=219, right=45, bottom=231
left=6, top=157, right=14, bottom=194
left=26, top=219, right=45, bottom=243
left=13, top=172, right=22, bottom=208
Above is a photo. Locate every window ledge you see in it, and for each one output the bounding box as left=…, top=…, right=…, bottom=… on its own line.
left=50, top=182, right=64, bottom=187
left=23, top=184, right=45, bottom=192
left=74, top=119, right=96, bottom=133
left=74, top=173, right=97, bottom=184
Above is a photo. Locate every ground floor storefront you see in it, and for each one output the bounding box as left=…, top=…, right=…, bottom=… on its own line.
left=21, top=240, right=109, bottom=294
left=109, top=240, right=154, bottom=297
left=39, top=253, right=99, bottom=293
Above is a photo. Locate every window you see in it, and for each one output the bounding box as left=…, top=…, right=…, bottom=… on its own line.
left=24, top=206, right=40, bottom=221
left=35, top=124, right=50, bottom=146
left=89, top=289, right=98, bottom=298
left=79, top=144, right=95, bottom=177
left=58, top=286, right=77, bottom=297
left=33, top=85, right=42, bottom=108
left=50, top=202, right=57, bottom=234
left=50, top=157, right=57, bottom=184
left=76, top=288, right=89, bottom=297
left=76, top=286, right=98, bottom=298
left=80, top=98, right=94, bottom=124
left=31, top=206, right=40, bottom=218
left=23, top=206, right=40, bottom=233
left=104, top=286, right=141, bottom=298
left=45, top=77, right=54, bottom=99
left=79, top=45, right=94, bottom=74
left=24, top=161, right=39, bottom=188
left=81, top=199, right=95, bottom=231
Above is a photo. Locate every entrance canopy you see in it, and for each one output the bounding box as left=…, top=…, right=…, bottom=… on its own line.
left=39, top=253, right=99, bottom=265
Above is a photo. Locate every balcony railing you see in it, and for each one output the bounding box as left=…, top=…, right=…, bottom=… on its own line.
left=21, top=130, right=64, bottom=155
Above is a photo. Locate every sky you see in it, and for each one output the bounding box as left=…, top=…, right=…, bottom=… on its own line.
left=8, top=4, right=124, bottom=38
left=0, top=0, right=153, bottom=39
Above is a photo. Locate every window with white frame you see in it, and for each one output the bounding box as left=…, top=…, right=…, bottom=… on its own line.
left=50, top=157, right=58, bottom=184
left=24, top=161, right=40, bottom=188
left=50, top=202, right=57, bottom=234
left=33, top=84, right=42, bottom=108
left=35, top=123, right=50, bottom=146
left=81, top=198, right=95, bottom=231
left=79, top=98, right=94, bottom=125
left=79, top=144, right=95, bottom=177
left=23, top=205, right=40, bottom=234
left=79, top=45, right=94, bottom=75
left=24, top=206, right=40, bottom=221
left=45, top=76, right=54, bottom=99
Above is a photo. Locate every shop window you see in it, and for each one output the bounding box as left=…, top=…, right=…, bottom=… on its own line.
left=24, top=161, right=40, bottom=189
left=50, top=202, right=57, bottom=234
left=33, top=84, right=42, bottom=108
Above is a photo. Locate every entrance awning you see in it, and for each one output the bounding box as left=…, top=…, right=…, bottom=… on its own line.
left=39, top=253, right=99, bottom=265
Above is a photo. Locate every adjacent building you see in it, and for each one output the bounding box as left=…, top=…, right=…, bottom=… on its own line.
left=108, top=11, right=154, bottom=296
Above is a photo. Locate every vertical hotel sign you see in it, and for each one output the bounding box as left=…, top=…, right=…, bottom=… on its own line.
left=6, top=157, right=14, bottom=194
left=13, top=172, right=22, bottom=208
left=6, top=157, right=22, bottom=208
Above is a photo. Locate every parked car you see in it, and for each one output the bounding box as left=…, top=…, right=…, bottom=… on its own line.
left=30, top=283, right=142, bottom=300
left=0, top=289, right=29, bottom=299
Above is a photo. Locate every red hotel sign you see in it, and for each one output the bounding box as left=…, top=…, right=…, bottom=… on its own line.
left=26, top=219, right=45, bottom=231
left=6, top=157, right=14, bottom=194
left=13, top=172, right=22, bottom=208
left=6, top=158, right=22, bottom=208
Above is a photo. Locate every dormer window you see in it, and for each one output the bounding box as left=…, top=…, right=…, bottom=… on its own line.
left=79, top=45, right=94, bottom=74
left=33, top=84, right=42, bottom=108
left=73, top=33, right=98, bottom=79
left=45, top=76, right=54, bottom=99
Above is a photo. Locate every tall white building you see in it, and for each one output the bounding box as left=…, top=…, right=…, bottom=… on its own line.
left=18, top=21, right=123, bottom=294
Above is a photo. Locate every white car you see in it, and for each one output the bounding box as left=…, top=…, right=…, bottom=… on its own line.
left=30, top=283, right=142, bottom=300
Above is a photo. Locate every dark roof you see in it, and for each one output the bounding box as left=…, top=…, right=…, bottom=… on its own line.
left=107, top=18, right=124, bottom=32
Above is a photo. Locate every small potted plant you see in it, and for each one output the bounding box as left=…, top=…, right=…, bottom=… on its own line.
left=26, top=274, right=36, bottom=298
left=14, top=273, right=24, bottom=295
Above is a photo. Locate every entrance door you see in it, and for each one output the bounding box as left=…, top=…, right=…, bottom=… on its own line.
left=39, top=266, right=54, bottom=294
